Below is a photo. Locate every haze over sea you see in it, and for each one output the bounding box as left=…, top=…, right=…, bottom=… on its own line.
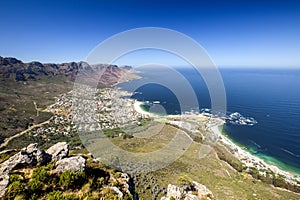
left=119, top=66, right=300, bottom=175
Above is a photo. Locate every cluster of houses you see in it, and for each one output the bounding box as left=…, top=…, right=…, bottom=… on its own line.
left=43, top=86, right=149, bottom=134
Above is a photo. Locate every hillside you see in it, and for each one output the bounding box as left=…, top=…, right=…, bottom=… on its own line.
left=0, top=56, right=138, bottom=145
left=1, top=56, right=300, bottom=200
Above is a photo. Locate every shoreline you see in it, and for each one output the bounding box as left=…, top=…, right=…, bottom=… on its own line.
left=132, top=101, right=300, bottom=184
left=133, top=101, right=154, bottom=116
left=218, top=125, right=300, bottom=176
left=211, top=122, right=300, bottom=183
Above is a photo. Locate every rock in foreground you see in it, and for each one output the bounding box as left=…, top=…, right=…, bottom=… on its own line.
left=46, top=142, right=69, bottom=161
left=0, top=142, right=74, bottom=197
left=161, top=181, right=214, bottom=200
left=55, top=155, right=86, bottom=173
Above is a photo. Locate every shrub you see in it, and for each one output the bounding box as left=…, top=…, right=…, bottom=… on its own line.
left=97, top=177, right=106, bottom=187
left=5, top=180, right=26, bottom=199
left=29, top=193, right=38, bottom=200
left=47, top=190, right=64, bottom=200
left=28, top=179, right=42, bottom=192
left=102, top=188, right=119, bottom=199
left=177, top=175, right=192, bottom=186
left=115, top=172, right=122, bottom=178
left=9, top=174, right=21, bottom=183
left=59, top=170, right=85, bottom=189
left=31, top=165, right=51, bottom=183
left=170, top=196, right=175, bottom=200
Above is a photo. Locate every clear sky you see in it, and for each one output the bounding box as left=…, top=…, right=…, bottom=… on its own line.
left=0, top=0, right=300, bottom=67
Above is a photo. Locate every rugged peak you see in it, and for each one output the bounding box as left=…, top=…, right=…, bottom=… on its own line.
left=0, top=56, right=135, bottom=86
left=0, top=56, right=23, bottom=65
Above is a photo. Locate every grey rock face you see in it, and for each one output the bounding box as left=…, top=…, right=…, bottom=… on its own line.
left=0, top=143, right=51, bottom=197
left=55, top=156, right=86, bottom=173
left=160, top=181, right=214, bottom=200
left=192, top=181, right=213, bottom=199
left=165, top=184, right=185, bottom=200
left=0, top=174, right=9, bottom=198
left=46, top=142, right=69, bottom=161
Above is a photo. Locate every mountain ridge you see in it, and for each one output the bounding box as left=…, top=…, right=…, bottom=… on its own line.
left=0, top=56, right=136, bottom=86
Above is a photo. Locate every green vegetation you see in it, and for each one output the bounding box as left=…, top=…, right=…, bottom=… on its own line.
left=59, top=170, right=86, bottom=189
left=215, top=144, right=244, bottom=172
left=0, top=76, right=74, bottom=148
left=177, top=175, right=192, bottom=186
left=6, top=180, right=26, bottom=199
left=108, top=124, right=300, bottom=200
left=103, top=128, right=125, bottom=138
left=248, top=167, right=300, bottom=193
left=1, top=68, right=299, bottom=199
left=4, top=158, right=134, bottom=200
left=47, top=191, right=65, bottom=200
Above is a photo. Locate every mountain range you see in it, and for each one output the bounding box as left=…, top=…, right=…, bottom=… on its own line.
left=0, top=56, right=137, bottom=86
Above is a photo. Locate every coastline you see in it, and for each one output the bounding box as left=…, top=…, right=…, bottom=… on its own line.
left=133, top=101, right=154, bottom=116
left=132, top=100, right=300, bottom=184
left=211, top=122, right=300, bottom=183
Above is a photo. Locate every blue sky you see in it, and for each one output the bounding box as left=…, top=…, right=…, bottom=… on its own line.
left=0, top=0, right=300, bottom=67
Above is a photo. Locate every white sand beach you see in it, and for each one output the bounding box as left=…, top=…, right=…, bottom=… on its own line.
left=133, top=101, right=156, bottom=117
left=132, top=100, right=299, bottom=184
left=210, top=122, right=297, bottom=182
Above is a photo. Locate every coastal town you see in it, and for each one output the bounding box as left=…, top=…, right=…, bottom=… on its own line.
left=2, top=84, right=300, bottom=195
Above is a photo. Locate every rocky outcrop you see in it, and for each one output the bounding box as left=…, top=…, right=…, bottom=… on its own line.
left=192, top=181, right=214, bottom=199
left=0, top=143, right=51, bottom=197
left=55, top=156, right=86, bottom=173
left=0, top=142, right=84, bottom=197
left=164, top=184, right=185, bottom=199
left=46, top=142, right=69, bottom=161
left=161, top=181, right=214, bottom=200
left=0, top=143, right=50, bottom=174
left=0, top=174, right=9, bottom=198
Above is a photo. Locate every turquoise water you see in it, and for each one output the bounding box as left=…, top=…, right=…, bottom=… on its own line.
left=119, top=67, right=300, bottom=174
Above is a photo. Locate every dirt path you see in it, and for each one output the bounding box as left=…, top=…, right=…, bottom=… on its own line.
left=0, top=120, right=50, bottom=149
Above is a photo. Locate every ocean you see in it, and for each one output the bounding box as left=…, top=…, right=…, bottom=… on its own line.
left=118, top=66, right=300, bottom=175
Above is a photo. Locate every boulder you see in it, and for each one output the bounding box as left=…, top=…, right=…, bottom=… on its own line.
left=0, top=143, right=50, bottom=173
left=0, top=174, right=9, bottom=197
left=162, top=184, right=185, bottom=200
left=160, top=181, right=213, bottom=200
left=25, top=143, right=51, bottom=165
left=184, top=193, right=200, bottom=200
left=55, top=156, right=86, bottom=173
left=0, top=143, right=50, bottom=197
left=192, top=181, right=213, bottom=199
left=46, top=142, right=69, bottom=161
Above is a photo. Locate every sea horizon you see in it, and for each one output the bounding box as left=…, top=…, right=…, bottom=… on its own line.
left=119, top=66, right=300, bottom=176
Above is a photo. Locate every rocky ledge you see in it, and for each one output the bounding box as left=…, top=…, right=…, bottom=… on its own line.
left=161, top=181, right=214, bottom=200
left=0, top=142, right=85, bottom=197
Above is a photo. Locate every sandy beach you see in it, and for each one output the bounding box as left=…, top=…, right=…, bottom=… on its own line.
left=133, top=101, right=160, bottom=118
left=210, top=122, right=299, bottom=183
left=132, top=101, right=299, bottom=184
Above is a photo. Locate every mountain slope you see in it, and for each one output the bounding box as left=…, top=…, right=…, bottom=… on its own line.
left=0, top=56, right=138, bottom=145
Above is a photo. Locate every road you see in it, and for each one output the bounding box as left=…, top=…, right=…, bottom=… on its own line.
left=0, top=120, right=50, bottom=149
